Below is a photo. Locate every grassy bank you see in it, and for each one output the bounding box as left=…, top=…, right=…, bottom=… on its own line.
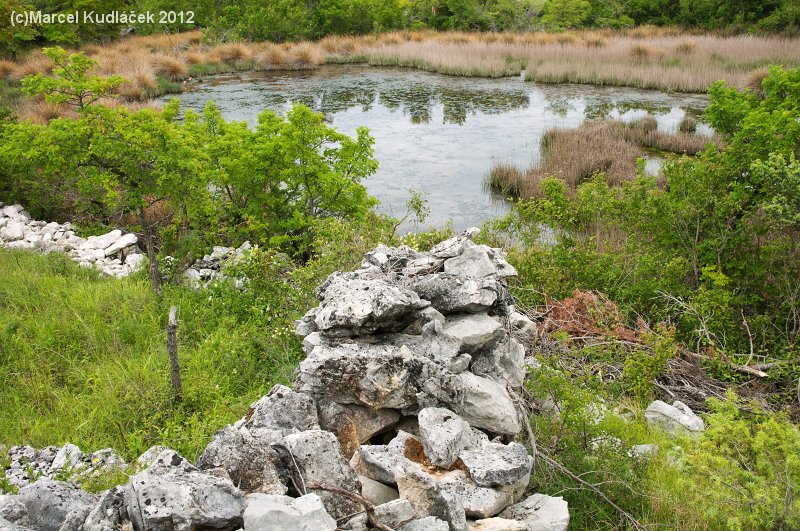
left=3, top=28, right=800, bottom=121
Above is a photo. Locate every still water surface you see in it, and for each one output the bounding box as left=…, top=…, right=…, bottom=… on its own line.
left=166, top=65, right=710, bottom=229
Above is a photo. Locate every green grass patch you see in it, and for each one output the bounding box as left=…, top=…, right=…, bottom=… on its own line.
left=144, top=75, right=184, bottom=98
left=0, top=79, right=21, bottom=114
left=0, top=248, right=303, bottom=461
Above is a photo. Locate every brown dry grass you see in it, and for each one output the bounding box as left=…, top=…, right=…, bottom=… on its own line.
left=216, top=42, right=253, bottom=63
left=289, top=43, right=323, bottom=69
left=152, top=54, right=188, bottom=81
left=331, top=30, right=800, bottom=92
left=0, top=59, right=16, bottom=80
left=18, top=99, right=76, bottom=124
left=488, top=119, right=721, bottom=199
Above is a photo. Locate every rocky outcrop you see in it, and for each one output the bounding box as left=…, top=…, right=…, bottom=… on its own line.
left=0, top=203, right=142, bottom=277
left=0, top=230, right=570, bottom=531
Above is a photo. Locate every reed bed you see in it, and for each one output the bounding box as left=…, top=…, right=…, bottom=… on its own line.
left=488, top=118, right=721, bottom=199
left=348, top=31, right=800, bottom=93
left=7, top=27, right=800, bottom=122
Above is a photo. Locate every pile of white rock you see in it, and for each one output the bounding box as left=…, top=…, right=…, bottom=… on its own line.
left=183, top=242, right=252, bottom=287
left=0, top=230, right=571, bottom=531
left=0, top=203, right=143, bottom=278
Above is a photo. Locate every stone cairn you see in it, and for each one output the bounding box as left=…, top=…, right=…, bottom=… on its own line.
left=0, top=203, right=142, bottom=278
left=0, top=230, right=571, bottom=531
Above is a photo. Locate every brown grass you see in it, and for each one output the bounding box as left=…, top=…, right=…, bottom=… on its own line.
left=152, top=54, right=188, bottom=81
left=257, top=43, right=288, bottom=70
left=216, top=43, right=253, bottom=63
left=18, top=99, right=76, bottom=124
left=289, top=43, right=323, bottom=69
left=679, top=114, right=697, bottom=133
left=0, top=59, right=16, bottom=80
left=488, top=119, right=722, bottom=199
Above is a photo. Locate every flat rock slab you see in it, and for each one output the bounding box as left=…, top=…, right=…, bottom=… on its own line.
left=499, top=494, right=570, bottom=531
left=243, top=493, right=336, bottom=531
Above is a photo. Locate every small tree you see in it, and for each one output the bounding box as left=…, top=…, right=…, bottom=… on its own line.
left=21, top=47, right=124, bottom=111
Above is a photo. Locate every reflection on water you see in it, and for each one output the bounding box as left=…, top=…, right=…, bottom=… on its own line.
left=166, top=65, right=709, bottom=229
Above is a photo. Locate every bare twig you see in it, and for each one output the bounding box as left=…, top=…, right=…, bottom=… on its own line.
left=306, top=482, right=394, bottom=531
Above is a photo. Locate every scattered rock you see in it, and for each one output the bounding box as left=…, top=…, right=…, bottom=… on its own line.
left=395, top=459, right=468, bottom=531
left=458, top=373, right=520, bottom=435
left=275, top=430, right=361, bottom=520
left=125, top=449, right=245, bottom=531
left=242, top=493, right=336, bottom=531
left=644, top=400, right=704, bottom=435
left=418, top=408, right=472, bottom=468
left=498, top=494, right=570, bottom=531
left=17, top=478, right=95, bottom=531
left=460, top=442, right=532, bottom=487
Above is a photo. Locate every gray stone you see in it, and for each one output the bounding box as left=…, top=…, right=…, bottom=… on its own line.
left=629, top=444, right=659, bottom=458
left=470, top=517, right=527, bottom=530
left=350, top=431, right=418, bottom=486
left=0, top=516, right=26, bottom=531
left=317, top=402, right=399, bottom=459
left=395, top=459, right=467, bottom=531
left=243, top=493, right=336, bottom=531
left=444, top=241, right=497, bottom=278
left=245, top=385, right=320, bottom=439
left=400, top=516, right=450, bottom=531
left=459, top=442, right=532, bottom=487
left=409, top=274, right=499, bottom=314
left=103, top=233, right=138, bottom=256
left=508, top=311, right=537, bottom=342
left=442, top=313, right=504, bottom=353
left=374, top=498, right=416, bottom=528
left=17, top=478, right=95, bottom=531
left=359, top=476, right=399, bottom=505
left=48, top=443, right=84, bottom=475
left=498, top=494, right=570, bottom=531
left=135, top=445, right=169, bottom=470
left=296, top=343, right=446, bottom=411
left=313, top=275, right=427, bottom=336
left=644, top=400, right=704, bottom=435
left=125, top=449, right=245, bottom=531
left=276, top=430, right=361, bottom=520
left=470, top=337, right=526, bottom=388
left=418, top=407, right=472, bottom=469
left=0, top=495, right=26, bottom=524
left=197, top=426, right=287, bottom=494
left=82, top=487, right=127, bottom=531
left=449, top=354, right=472, bottom=374
left=459, top=373, right=520, bottom=435
left=84, top=230, right=122, bottom=250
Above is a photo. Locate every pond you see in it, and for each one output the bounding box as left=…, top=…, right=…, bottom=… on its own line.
left=165, top=64, right=710, bottom=230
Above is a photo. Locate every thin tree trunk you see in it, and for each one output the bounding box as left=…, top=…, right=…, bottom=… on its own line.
left=166, top=306, right=182, bottom=401
left=139, top=206, right=162, bottom=298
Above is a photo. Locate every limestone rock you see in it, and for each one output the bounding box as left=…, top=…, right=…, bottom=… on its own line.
left=317, top=402, right=399, bottom=459
left=359, top=476, right=399, bottom=506
left=17, top=478, right=95, bottom=531
left=644, top=400, right=704, bottom=435
left=470, top=337, right=526, bottom=389
left=296, top=343, right=445, bottom=411
left=0, top=495, right=27, bottom=525
left=245, top=385, right=320, bottom=439
left=82, top=487, right=128, bottom=531
left=409, top=274, right=499, bottom=314
left=375, top=498, right=416, bottom=528
left=313, top=275, right=427, bottom=336
left=459, top=442, right=532, bottom=487
left=470, top=517, right=527, bottom=530
left=276, top=430, right=361, bottom=520
left=395, top=459, right=467, bottom=531
left=125, top=449, right=245, bottom=531
left=498, top=494, right=570, bottom=531
left=400, top=516, right=451, bottom=531
left=243, top=493, right=336, bottom=531
left=442, top=313, right=504, bottom=353
left=444, top=241, right=497, bottom=278
left=418, top=407, right=472, bottom=469
left=103, top=233, right=138, bottom=256
left=196, top=426, right=287, bottom=494
left=458, top=373, right=520, bottom=435
left=85, top=230, right=122, bottom=251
